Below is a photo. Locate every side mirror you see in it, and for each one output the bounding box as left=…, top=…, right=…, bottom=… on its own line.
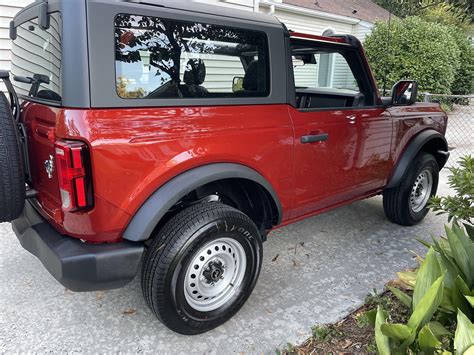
left=391, top=80, right=418, bottom=105
left=292, top=56, right=305, bottom=67
left=232, top=76, right=244, bottom=93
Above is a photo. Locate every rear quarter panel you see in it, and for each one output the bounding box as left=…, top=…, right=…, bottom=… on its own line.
left=56, top=105, right=294, bottom=242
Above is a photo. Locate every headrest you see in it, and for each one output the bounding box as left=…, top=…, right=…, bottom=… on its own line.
left=183, top=59, right=206, bottom=86
left=243, top=60, right=259, bottom=91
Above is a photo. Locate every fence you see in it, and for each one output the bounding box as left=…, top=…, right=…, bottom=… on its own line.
left=423, top=94, right=474, bottom=167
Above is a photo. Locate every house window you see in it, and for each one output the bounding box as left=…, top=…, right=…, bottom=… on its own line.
left=115, top=14, right=269, bottom=99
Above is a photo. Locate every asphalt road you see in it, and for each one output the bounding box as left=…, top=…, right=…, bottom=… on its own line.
left=0, top=171, right=451, bottom=353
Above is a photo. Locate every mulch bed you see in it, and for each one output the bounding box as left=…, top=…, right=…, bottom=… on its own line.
left=281, top=286, right=412, bottom=354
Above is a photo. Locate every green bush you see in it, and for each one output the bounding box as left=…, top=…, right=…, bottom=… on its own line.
left=449, top=29, right=474, bottom=96
left=430, top=156, right=474, bottom=224
left=364, top=17, right=461, bottom=94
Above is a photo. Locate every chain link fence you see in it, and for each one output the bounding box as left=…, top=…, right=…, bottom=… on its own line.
left=423, top=94, right=474, bottom=167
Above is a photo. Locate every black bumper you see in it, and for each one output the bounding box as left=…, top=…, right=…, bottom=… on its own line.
left=12, top=202, right=144, bottom=291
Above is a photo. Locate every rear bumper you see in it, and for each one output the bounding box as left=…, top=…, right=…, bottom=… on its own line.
left=11, top=201, right=144, bottom=291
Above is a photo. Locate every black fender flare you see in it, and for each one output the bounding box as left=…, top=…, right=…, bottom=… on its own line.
left=386, top=129, right=449, bottom=188
left=122, top=163, right=283, bottom=242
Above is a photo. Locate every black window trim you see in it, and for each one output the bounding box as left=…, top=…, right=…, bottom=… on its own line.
left=288, top=38, right=382, bottom=112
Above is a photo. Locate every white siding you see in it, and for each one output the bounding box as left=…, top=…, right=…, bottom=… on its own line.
left=10, top=13, right=61, bottom=97
left=353, top=21, right=374, bottom=43
left=274, top=10, right=354, bottom=36
left=0, top=0, right=33, bottom=91
left=196, top=0, right=253, bottom=11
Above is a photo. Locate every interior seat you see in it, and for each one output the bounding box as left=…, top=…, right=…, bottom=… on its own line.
left=180, top=59, right=209, bottom=97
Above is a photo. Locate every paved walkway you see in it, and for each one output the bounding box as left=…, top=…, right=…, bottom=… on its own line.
left=0, top=171, right=451, bottom=353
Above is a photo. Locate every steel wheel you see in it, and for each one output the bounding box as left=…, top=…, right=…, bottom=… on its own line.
left=184, top=237, right=247, bottom=312
left=410, top=169, right=433, bottom=213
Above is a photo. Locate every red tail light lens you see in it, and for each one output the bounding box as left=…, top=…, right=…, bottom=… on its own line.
left=54, top=140, right=93, bottom=212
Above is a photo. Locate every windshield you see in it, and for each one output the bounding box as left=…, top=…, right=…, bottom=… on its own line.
left=11, top=12, right=62, bottom=103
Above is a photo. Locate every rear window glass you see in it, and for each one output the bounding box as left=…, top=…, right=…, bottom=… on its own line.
left=11, top=13, right=62, bottom=103
left=114, top=14, right=269, bottom=99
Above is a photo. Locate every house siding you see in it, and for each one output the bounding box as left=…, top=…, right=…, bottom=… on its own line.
left=0, top=0, right=33, bottom=91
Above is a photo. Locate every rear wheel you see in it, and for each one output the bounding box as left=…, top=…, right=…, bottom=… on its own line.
left=141, top=202, right=262, bottom=335
left=0, top=92, right=25, bottom=222
left=383, top=152, right=439, bottom=226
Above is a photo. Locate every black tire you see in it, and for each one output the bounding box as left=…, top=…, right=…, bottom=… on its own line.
left=383, top=152, right=439, bottom=226
left=0, top=92, right=25, bottom=222
left=141, top=202, right=262, bottom=335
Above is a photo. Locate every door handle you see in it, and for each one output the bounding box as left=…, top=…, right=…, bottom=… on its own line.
left=300, top=133, right=329, bottom=144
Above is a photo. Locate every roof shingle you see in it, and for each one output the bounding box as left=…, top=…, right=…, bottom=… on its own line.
left=283, top=0, right=391, bottom=22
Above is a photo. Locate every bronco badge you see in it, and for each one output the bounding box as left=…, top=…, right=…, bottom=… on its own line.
left=44, top=155, right=54, bottom=179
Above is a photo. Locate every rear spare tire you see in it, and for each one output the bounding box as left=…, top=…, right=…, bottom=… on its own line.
left=0, top=92, right=25, bottom=222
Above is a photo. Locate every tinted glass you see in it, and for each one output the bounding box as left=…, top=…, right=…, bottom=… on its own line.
left=115, top=14, right=269, bottom=99
left=11, top=13, right=62, bottom=102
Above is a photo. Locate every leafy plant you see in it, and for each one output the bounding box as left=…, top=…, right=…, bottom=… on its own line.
left=365, top=16, right=461, bottom=95
left=375, top=223, right=474, bottom=354
left=430, top=156, right=474, bottom=224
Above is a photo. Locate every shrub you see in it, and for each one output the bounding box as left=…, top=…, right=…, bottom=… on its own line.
left=364, top=17, right=461, bottom=94
left=449, top=29, right=474, bottom=96
left=430, top=155, right=474, bottom=224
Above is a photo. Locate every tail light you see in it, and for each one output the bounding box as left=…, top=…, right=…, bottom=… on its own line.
left=54, top=140, right=93, bottom=212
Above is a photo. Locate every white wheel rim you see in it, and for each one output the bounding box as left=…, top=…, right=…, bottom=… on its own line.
left=410, top=169, right=433, bottom=213
left=184, top=237, right=247, bottom=312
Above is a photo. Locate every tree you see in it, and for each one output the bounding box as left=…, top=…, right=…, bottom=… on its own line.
left=374, top=0, right=474, bottom=23
left=364, top=17, right=461, bottom=94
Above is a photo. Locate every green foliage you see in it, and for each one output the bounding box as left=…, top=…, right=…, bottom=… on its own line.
left=373, top=0, right=474, bottom=23
left=373, top=222, right=474, bottom=353
left=311, top=324, right=339, bottom=341
left=364, top=17, right=461, bottom=94
left=430, top=156, right=474, bottom=224
left=454, top=310, right=474, bottom=354
left=449, top=29, right=474, bottom=96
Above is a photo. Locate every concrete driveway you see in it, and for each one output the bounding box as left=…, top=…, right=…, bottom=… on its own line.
left=0, top=171, right=451, bottom=353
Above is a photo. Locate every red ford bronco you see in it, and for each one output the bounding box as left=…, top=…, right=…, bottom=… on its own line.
left=0, top=0, right=449, bottom=335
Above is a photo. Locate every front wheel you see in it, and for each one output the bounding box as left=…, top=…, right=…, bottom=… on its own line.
left=141, top=202, right=262, bottom=335
left=383, top=152, right=439, bottom=226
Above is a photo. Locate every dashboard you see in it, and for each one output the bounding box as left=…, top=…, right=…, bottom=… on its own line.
left=295, top=87, right=365, bottom=109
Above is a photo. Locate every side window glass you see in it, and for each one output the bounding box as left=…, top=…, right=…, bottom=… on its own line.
left=293, top=52, right=359, bottom=92
left=11, top=13, right=62, bottom=102
left=115, top=14, right=269, bottom=99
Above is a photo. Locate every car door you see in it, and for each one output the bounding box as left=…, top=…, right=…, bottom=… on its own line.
left=288, top=38, right=393, bottom=218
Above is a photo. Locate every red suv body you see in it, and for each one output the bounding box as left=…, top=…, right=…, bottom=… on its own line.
left=1, top=0, right=448, bottom=334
